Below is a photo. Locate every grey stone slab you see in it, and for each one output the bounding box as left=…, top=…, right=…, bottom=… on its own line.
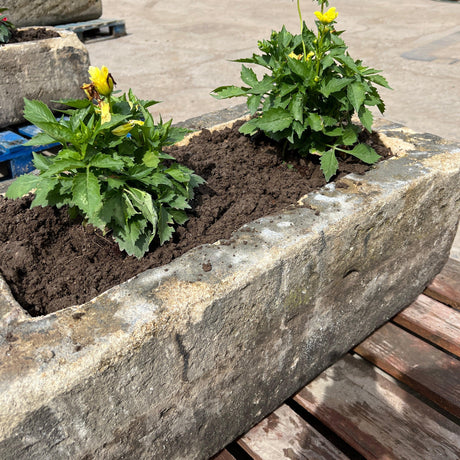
left=2, top=0, right=102, bottom=27
left=0, top=120, right=459, bottom=459
left=0, top=28, right=90, bottom=129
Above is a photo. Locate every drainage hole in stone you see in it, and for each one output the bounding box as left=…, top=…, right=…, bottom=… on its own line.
left=343, top=269, right=359, bottom=279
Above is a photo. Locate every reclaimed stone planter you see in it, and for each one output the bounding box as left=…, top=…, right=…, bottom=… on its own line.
left=0, top=28, right=90, bottom=129
left=0, top=118, right=459, bottom=459
left=2, top=0, right=102, bottom=27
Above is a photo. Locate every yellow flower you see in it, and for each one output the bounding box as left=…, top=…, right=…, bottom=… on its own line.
left=314, top=7, right=338, bottom=24
left=88, top=66, right=115, bottom=97
left=306, top=51, right=315, bottom=60
left=99, top=100, right=111, bottom=124
left=81, top=83, right=98, bottom=101
left=112, top=120, right=144, bottom=136
left=288, top=51, right=303, bottom=60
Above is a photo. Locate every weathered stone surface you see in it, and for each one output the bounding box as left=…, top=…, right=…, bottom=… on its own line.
left=0, top=28, right=90, bottom=128
left=0, top=119, right=459, bottom=459
left=2, top=0, right=102, bottom=27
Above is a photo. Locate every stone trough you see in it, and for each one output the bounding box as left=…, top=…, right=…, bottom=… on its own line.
left=0, top=117, right=459, bottom=459
left=2, top=0, right=102, bottom=27
left=0, top=28, right=90, bottom=128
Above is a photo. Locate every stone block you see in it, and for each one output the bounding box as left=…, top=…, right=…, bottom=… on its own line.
left=0, top=118, right=459, bottom=459
left=2, top=0, right=102, bottom=27
left=0, top=28, right=90, bottom=129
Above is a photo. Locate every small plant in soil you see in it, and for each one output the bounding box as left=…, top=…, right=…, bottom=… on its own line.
left=6, top=66, right=204, bottom=258
left=0, top=8, right=15, bottom=44
left=212, top=0, right=390, bottom=181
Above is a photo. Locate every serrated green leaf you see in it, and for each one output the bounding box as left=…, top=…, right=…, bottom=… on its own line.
left=248, top=108, right=294, bottom=134
left=320, top=149, right=339, bottom=181
left=32, top=153, right=53, bottom=171
left=43, top=158, right=87, bottom=176
left=170, top=195, right=191, bottom=210
left=166, top=126, right=190, bottom=145
left=211, top=85, right=247, bottom=99
left=320, top=77, right=353, bottom=97
left=166, top=167, right=191, bottom=183
left=292, top=120, right=305, bottom=139
left=31, top=121, right=75, bottom=144
left=250, top=75, right=275, bottom=95
left=307, top=113, right=323, bottom=131
left=99, top=191, right=125, bottom=227
left=23, top=132, right=58, bottom=147
left=125, top=187, right=158, bottom=228
left=158, top=206, right=174, bottom=245
left=23, top=99, right=56, bottom=125
left=247, top=94, right=262, bottom=115
left=290, top=93, right=304, bottom=123
left=72, top=171, right=102, bottom=218
left=142, top=150, right=160, bottom=168
left=287, top=58, right=309, bottom=79
left=107, top=176, right=125, bottom=190
left=241, top=65, right=258, bottom=86
left=347, top=81, right=366, bottom=113
left=323, top=127, right=344, bottom=137
left=90, top=153, right=125, bottom=170
left=113, top=217, right=151, bottom=258
left=54, top=98, right=92, bottom=109
left=349, top=144, right=380, bottom=164
left=57, top=148, right=82, bottom=161
left=168, top=209, right=188, bottom=225
left=279, top=83, right=297, bottom=98
left=341, top=125, right=358, bottom=146
left=358, top=106, right=373, bottom=132
left=5, top=174, right=39, bottom=199
left=31, top=178, right=60, bottom=208
left=367, top=74, right=391, bottom=89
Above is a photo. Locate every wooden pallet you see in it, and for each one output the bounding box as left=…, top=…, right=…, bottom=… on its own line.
left=55, top=19, right=126, bottom=43
left=214, top=258, right=460, bottom=459
left=0, top=125, right=59, bottom=180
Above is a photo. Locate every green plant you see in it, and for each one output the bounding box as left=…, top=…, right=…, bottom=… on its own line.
left=6, top=66, right=204, bottom=258
left=212, top=0, right=390, bottom=181
left=0, top=8, right=15, bottom=44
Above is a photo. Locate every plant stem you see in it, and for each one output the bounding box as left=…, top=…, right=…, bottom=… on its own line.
left=296, top=0, right=307, bottom=61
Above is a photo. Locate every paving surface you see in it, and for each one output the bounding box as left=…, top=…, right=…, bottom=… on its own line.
left=87, top=0, right=460, bottom=259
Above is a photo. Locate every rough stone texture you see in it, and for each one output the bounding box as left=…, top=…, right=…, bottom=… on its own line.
left=0, top=28, right=90, bottom=129
left=0, top=119, right=459, bottom=459
left=2, top=0, right=102, bottom=27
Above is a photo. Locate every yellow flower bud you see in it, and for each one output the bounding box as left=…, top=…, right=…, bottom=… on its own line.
left=288, top=51, right=303, bottom=60
left=112, top=120, right=144, bottom=136
left=306, top=51, right=315, bottom=61
left=88, top=66, right=116, bottom=97
left=314, top=7, right=338, bottom=25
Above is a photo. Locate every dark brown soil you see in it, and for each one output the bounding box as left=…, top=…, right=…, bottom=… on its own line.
left=3, top=28, right=60, bottom=44
left=0, top=122, right=391, bottom=316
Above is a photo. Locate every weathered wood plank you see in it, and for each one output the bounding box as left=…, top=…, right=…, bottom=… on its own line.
left=210, top=449, right=236, bottom=460
left=393, top=294, right=460, bottom=357
left=237, top=404, right=347, bottom=460
left=354, top=322, right=460, bottom=417
left=294, top=354, right=460, bottom=460
left=425, top=258, right=460, bottom=310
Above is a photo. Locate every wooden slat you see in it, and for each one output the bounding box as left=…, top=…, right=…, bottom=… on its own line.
left=210, top=450, right=236, bottom=460
left=237, top=404, right=347, bottom=460
left=354, top=322, right=460, bottom=417
left=294, top=354, right=460, bottom=460
left=425, top=258, right=460, bottom=310
left=393, top=294, right=460, bottom=357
